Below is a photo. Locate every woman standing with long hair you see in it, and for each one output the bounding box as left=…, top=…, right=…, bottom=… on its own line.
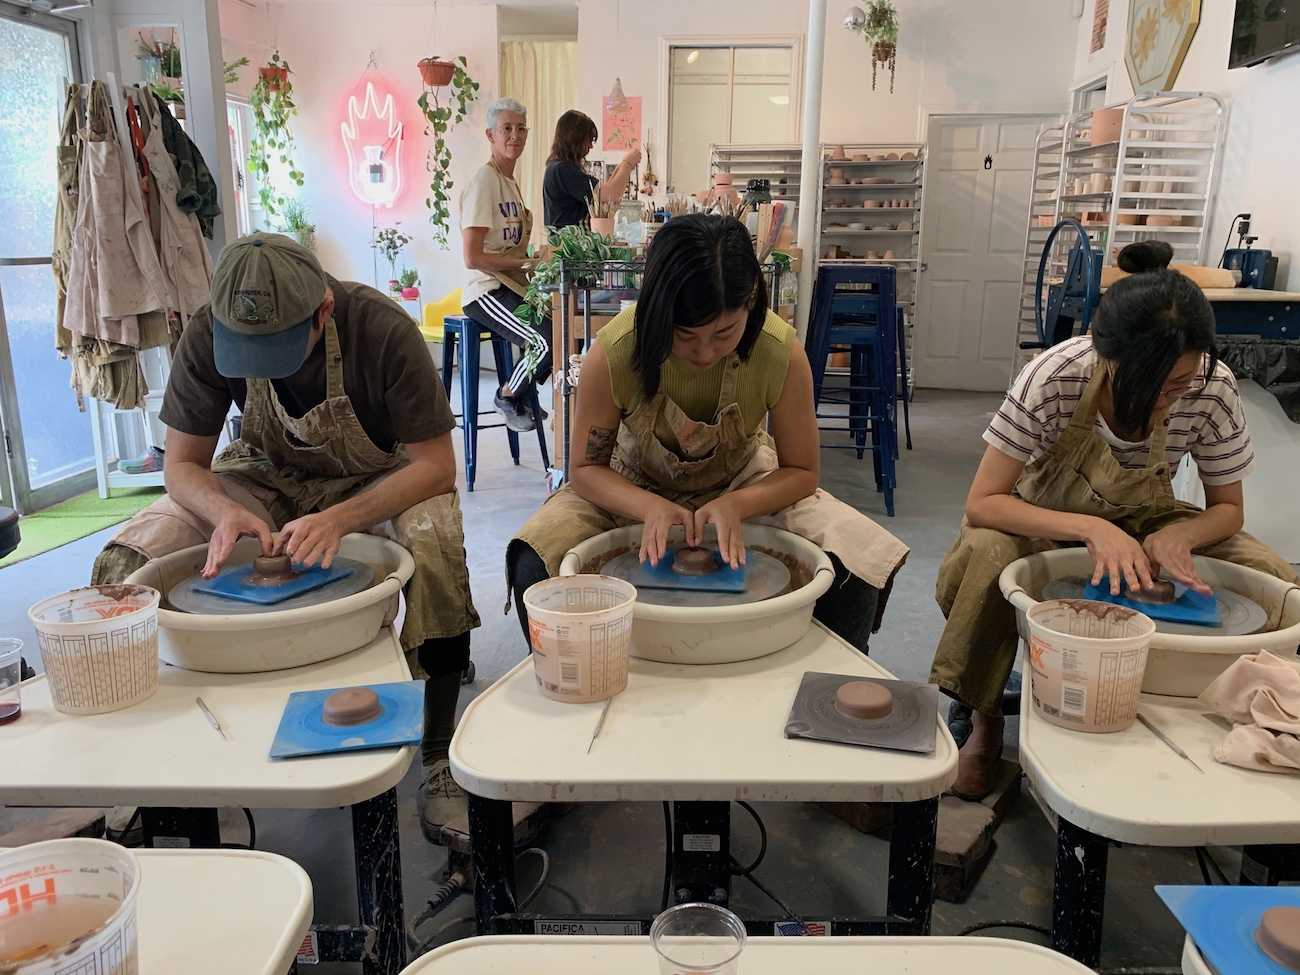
left=543, top=109, right=641, bottom=230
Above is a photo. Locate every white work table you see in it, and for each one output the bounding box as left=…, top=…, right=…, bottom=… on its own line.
left=136, top=849, right=312, bottom=974
left=400, top=935, right=1095, bottom=973
left=2, top=628, right=414, bottom=975
left=1020, top=683, right=1300, bottom=968
left=452, top=622, right=957, bottom=938
left=4, top=628, right=413, bottom=808
left=452, top=622, right=957, bottom=804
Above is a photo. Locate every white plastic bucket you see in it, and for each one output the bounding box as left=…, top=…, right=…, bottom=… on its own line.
left=524, top=575, right=636, bottom=703
left=0, top=838, right=140, bottom=973
left=28, top=585, right=161, bottom=715
left=1026, top=598, right=1156, bottom=733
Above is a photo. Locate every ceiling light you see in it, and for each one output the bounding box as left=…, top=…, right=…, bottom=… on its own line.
left=686, top=50, right=700, bottom=64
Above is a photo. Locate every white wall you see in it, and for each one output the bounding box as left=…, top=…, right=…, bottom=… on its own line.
left=1074, top=0, right=1300, bottom=288
left=234, top=1, right=500, bottom=300
left=577, top=0, right=1079, bottom=193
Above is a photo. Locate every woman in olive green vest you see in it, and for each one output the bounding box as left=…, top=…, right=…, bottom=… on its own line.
left=506, top=214, right=908, bottom=652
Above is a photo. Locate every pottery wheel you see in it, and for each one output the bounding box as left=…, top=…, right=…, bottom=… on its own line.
left=167, top=557, right=375, bottom=615
left=600, top=547, right=791, bottom=607
left=1040, top=576, right=1269, bottom=637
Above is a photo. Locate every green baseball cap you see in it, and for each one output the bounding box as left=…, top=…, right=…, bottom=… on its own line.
left=210, top=232, right=328, bottom=379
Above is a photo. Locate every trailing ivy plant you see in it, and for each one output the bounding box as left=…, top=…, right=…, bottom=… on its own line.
left=248, top=50, right=304, bottom=221
left=416, top=56, right=480, bottom=249
left=514, top=223, right=614, bottom=329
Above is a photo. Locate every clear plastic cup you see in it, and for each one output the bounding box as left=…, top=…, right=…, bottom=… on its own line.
left=651, top=903, right=746, bottom=975
left=0, top=638, right=22, bottom=725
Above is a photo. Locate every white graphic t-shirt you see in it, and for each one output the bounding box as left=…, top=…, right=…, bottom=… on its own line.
left=459, top=161, right=527, bottom=305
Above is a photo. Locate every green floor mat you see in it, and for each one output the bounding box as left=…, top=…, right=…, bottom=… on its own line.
left=0, top=488, right=161, bottom=569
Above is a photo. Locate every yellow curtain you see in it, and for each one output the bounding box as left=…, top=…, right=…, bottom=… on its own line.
left=499, top=40, right=577, bottom=247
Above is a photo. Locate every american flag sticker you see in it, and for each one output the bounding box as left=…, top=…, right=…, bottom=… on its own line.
left=774, top=920, right=827, bottom=936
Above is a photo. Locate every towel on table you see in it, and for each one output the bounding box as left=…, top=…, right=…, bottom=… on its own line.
left=1199, top=651, right=1300, bottom=775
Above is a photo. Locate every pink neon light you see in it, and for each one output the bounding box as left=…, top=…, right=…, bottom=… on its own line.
left=340, top=81, right=404, bottom=207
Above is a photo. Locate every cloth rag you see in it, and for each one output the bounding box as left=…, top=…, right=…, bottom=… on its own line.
left=1198, top=650, right=1300, bottom=774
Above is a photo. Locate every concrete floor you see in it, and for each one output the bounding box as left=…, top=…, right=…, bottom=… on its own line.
left=1, top=383, right=1214, bottom=972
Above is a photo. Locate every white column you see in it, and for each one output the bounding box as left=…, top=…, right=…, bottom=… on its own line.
left=794, top=0, right=827, bottom=342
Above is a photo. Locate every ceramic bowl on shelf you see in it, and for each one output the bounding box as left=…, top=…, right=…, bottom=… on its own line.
left=851, top=152, right=871, bottom=161
left=894, top=222, right=912, bottom=232
left=847, top=221, right=866, bottom=230
left=872, top=153, right=888, bottom=162
left=864, top=200, right=881, bottom=208
left=864, top=176, right=892, bottom=185
left=1146, top=214, right=1184, bottom=227
left=900, top=151, right=918, bottom=161
left=883, top=249, right=897, bottom=259
left=884, top=152, right=900, bottom=161
left=828, top=145, right=847, bottom=161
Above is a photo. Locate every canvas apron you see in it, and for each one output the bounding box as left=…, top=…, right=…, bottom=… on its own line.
left=108, top=321, right=479, bottom=674
left=932, top=365, right=1298, bottom=715
left=513, top=350, right=909, bottom=607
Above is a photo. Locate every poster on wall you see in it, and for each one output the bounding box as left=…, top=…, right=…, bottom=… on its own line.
left=1125, top=0, right=1201, bottom=95
left=602, top=90, right=642, bottom=151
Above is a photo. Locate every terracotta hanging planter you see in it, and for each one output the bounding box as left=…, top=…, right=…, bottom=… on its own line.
left=258, top=64, right=288, bottom=91
left=418, top=57, right=456, bottom=88
left=871, top=41, right=897, bottom=93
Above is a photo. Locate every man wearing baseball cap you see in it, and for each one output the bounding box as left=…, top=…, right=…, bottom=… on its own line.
left=93, top=233, right=479, bottom=836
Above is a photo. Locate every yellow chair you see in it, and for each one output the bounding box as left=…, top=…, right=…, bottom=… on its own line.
left=421, top=288, right=463, bottom=343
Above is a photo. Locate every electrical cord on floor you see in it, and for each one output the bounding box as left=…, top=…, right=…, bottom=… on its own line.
left=732, top=801, right=768, bottom=875
left=517, top=847, right=550, bottom=911
left=661, top=802, right=673, bottom=912
left=958, top=919, right=1052, bottom=940
left=219, top=808, right=257, bottom=851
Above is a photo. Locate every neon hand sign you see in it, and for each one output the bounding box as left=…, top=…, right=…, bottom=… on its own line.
left=340, top=81, right=404, bottom=207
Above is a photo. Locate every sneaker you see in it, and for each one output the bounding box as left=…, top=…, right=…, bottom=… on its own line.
left=494, top=391, right=536, bottom=432
left=419, top=760, right=467, bottom=841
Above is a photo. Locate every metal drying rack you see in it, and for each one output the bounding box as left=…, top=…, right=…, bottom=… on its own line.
left=552, top=257, right=786, bottom=480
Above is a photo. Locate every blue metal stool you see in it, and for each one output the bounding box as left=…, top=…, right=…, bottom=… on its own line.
left=441, top=315, right=550, bottom=492
left=806, top=265, right=900, bottom=516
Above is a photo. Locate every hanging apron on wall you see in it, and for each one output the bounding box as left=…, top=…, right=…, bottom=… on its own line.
left=513, top=350, right=909, bottom=604
left=106, top=321, right=480, bottom=675
left=932, top=366, right=1299, bottom=715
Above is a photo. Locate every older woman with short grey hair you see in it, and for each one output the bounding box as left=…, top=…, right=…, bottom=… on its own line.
left=457, top=96, right=552, bottom=433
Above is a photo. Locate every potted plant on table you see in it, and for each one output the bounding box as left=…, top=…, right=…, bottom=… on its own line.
left=398, top=268, right=421, bottom=301
left=278, top=199, right=316, bottom=251
left=373, top=226, right=412, bottom=294
left=249, top=50, right=304, bottom=219
left=514, top=223, right=614, bottom=329
left=416, top=55, right=480, bottom=249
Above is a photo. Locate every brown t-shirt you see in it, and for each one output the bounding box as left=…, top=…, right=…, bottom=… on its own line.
left=161, top=277, right=455, bottom=452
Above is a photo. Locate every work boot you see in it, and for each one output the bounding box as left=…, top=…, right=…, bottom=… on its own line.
left=419, top=760, right=467, bottom=842
left=950, top=711, right=1005, bottom=801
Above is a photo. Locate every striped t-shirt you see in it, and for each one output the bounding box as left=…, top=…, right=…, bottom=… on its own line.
left=985, top=336, right=1255, bottom=486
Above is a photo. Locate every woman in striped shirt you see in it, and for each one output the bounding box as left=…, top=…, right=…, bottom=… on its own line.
left=931, top=242, right=1297, bottom=799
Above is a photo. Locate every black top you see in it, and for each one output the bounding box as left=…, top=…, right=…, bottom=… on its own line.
left=543, top=159, right=599, bottom=230
left=162, top=277, right=456, bottom=452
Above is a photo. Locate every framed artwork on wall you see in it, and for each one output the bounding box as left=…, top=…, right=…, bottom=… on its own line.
left=1125, top=0, right=1202, bottom=95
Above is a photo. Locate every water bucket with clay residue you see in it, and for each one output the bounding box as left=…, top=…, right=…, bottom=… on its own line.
left=1026, top=598, right=1156, bottom=733
left=28, top=585, right=160, bottom=715
left=0, top=838, right=140, bottom=973
left=524, top=575, right=636, bottom=703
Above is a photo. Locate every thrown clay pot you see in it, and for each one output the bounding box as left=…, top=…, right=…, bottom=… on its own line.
left=672, top=546, right=720, bottom=576
left=322, top=687, right=382, bottom=726
left=1131, top=580, right=1177, bottom=605
left=882, top=249, right=897, bottom=260
left=851, top=152, right=871, bottom=161
left=1090, top=106, right=1124, bottom=146
left=835, top=681, right=894, bottom=720
left=828, top=145, right=848, bottom=161
left=900, top=151, right=918, bottom=161
left=884, top=152, right=900, bottom=161
left=1257, top=906, right=1300, bottom=973
left=248, top=554, right=297, bottom=587
left=864, top=200, right=880, bottom=208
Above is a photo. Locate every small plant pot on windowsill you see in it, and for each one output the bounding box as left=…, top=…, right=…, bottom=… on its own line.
left=259, top=65, right=289, bottom=91
left=418, top=57, right=456, bottom=88
left=388, top=279, right=402, bottom=294
left=589, top=216, right=615, bottom=238
left=400, top=287, right=420, bottom=300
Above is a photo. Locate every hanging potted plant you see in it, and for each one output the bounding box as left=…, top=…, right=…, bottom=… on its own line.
left=373, top=226, right=412, bottom=293
left=852, top=0, right=900, bottom=93
left=417, top=57, right=457, bottom=88
left=416, top=55, right=480, bottom=249
left=249, top=50, right=304, bottom=220
left=398, top=268, right=421, bottom=300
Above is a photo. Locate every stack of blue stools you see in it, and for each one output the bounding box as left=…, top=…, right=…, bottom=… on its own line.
left=441, top=315, right=550, bottom=492
left=805, top=264, right=909, bottom=516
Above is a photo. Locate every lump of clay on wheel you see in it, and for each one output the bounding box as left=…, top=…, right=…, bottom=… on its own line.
left=1257, top=906, right=1300, bottom=973
left=322, top=687, right=382, bottom=726
left=248, top=554, right=297, bottom=587
left=834, top=681, right=894, bottom=720
left=1130, top=580, right=1176, bottom=604
left=671, top=546, right=719, bottom=576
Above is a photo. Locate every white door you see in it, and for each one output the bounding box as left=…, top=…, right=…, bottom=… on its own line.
left=916, top=115, right=1057, bottom=391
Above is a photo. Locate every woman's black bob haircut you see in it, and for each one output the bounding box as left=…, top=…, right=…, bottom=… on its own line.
left=632, top=213, right=768, bottom=396
left=1091, top=240, right=1217, bottom=436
